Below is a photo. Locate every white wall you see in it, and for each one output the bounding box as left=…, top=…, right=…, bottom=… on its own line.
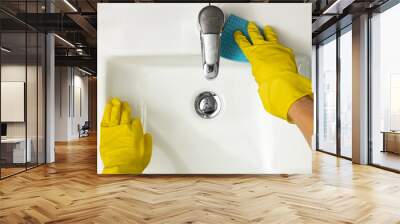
left=55, top=67, right=69, bottom=141
left=1, top=65, right=39, bottom=138
left=1, top=64, right=46, bottom=164
left=55, top=67, right=89, bottom=141
left=71, top=72, right=89, bottom=138
left=1, top=66, right=26, bottom=139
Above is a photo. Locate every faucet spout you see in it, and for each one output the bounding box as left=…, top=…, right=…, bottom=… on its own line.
left=198, top=5, right=224, bottom=80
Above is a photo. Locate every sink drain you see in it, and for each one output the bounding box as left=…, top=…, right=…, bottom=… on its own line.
left=194, top=91, right=221, bottom=119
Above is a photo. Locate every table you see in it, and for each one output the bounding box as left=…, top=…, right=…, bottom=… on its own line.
left=381, top=131, right=400, bottom=154
left=1, top=138, right=32, bottom=164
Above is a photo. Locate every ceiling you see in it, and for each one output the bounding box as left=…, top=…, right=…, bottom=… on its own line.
left=0, top=0, right=391, bottom=74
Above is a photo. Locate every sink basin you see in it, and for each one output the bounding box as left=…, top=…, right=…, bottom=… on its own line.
left=97, top=3, right=312, bottom=174
left=103, top=56, right=311, bottom=174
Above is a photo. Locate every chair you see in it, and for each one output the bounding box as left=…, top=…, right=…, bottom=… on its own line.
left=79, top=121, right=90, bottom=138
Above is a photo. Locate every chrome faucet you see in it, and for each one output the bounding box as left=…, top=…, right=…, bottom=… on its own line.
left=198, top=5, right=224, bottom=80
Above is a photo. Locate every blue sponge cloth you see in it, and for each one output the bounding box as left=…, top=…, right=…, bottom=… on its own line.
left=221, top=15, right=262, bottom=63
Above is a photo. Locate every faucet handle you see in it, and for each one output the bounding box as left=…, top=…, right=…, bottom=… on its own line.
left=198, top=5, right=225, bottom=34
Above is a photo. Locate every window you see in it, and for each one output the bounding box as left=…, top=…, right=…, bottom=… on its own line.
left=0, top=2, right=47, bottom=179
left=317, top=36, right=337, bottom=154
left=339, top=28, right=352, bottom=158
left=370, top=2, right=400, bottom=171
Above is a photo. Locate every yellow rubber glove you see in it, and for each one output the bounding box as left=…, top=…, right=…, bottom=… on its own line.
left=100, top=98, right=152, bottom=174
left=234, top=22, right=312, bottom=121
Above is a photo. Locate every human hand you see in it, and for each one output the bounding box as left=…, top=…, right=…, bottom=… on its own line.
left=234, top=22, right=312, bottom=121
left=100, top=98, right=152, bottom=174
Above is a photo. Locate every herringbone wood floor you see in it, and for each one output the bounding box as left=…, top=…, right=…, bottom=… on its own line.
left=1, top=135, right=400, bottom=224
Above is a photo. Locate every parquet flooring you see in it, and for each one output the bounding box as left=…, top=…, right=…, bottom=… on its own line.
left=1, top=167, right=26, bottom=178
left=1, top=134, right=400, bottom=223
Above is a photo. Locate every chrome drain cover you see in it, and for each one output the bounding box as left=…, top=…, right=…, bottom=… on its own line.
left=194, top=91, right=221, bottom=119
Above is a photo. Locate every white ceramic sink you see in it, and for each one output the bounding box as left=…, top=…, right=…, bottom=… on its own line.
left=97, top=3, right=312, bottom=174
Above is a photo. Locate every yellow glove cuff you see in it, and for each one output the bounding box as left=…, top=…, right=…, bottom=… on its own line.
left=257, top=71, right=312, bottom=122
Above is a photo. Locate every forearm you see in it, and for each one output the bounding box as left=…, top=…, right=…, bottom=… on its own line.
left=288, top=96, right=314, bottom=147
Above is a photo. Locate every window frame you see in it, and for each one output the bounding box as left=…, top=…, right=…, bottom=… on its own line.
left=367, top=0, right=400, bottom=173
left=315, top=24, right=353, bottom=161
left=0, top=1, right=48, bottom=180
